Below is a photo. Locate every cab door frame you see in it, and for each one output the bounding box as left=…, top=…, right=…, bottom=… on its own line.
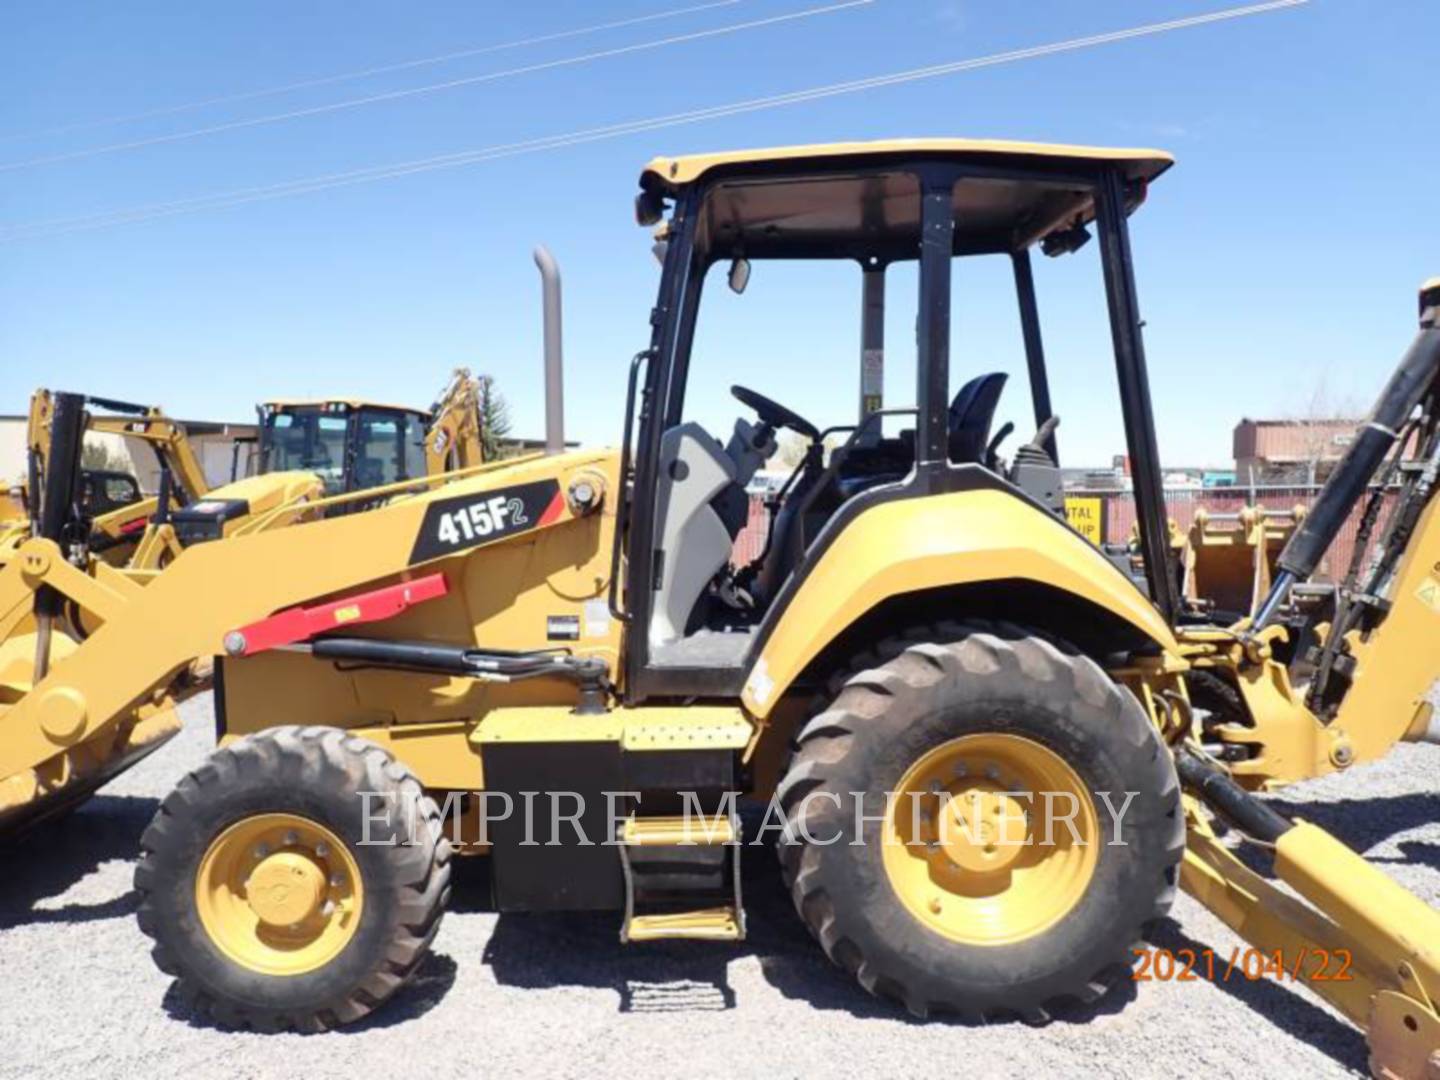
left=617, top=157, right=1179, bottom=704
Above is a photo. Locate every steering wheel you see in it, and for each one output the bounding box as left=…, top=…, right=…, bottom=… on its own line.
left=731, top=385, right=820, bottom=441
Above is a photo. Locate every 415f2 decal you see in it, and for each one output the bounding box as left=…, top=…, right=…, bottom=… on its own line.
left=409, top=479, right=562, bottom=564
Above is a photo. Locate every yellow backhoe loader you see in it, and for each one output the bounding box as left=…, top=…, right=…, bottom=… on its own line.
left=0, top=392, right=212, bottom=565
left=1, top=391, right=312, bottom=569
left=127, top=368, right=486, bottom=567
left=1, top=141, right=1437, bottom=1076
left=5, top=369, right=486, bottom=571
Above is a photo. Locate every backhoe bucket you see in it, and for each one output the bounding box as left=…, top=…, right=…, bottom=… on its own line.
left=1182, top=505, right=1305, bottom=617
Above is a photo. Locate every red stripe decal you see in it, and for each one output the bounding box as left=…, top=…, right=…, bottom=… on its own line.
left=537, top=489, right=566, bottom=527
left=231, top=573, right=448, bottom=656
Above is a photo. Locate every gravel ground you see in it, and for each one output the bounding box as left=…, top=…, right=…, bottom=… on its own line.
left=2, top=696, right=1437, bottom=1080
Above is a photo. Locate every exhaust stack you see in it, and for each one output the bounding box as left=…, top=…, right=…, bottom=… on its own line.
left=533, top=245, right=565, bottom=456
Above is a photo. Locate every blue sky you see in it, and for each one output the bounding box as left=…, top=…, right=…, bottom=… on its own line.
left=1, top=0, right=1435, bottom=467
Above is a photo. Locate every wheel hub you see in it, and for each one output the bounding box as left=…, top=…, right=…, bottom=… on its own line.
left=937, top=782, right=1028, bottom=874
left=195, top=812, right=363, bottom=976
left=882, top=733, right=1099, bottom=945
left=245, top=850, right=326, bottom=928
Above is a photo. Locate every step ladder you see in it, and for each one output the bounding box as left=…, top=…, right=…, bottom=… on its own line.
left=616, top=812, right=745, bottom=942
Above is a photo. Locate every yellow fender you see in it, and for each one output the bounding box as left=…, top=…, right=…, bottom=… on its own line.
left=742, top=487, right=1179, bottom=716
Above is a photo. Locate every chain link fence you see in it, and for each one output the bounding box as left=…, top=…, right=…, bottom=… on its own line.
left=1085, top=484, right=1393, bottom=583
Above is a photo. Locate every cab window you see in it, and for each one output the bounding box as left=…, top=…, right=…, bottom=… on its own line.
left=404, top=417, right=428, bottom=480
left=356, top=411, right=403, bottom=490
left=264, top=409, right=348, bottom=495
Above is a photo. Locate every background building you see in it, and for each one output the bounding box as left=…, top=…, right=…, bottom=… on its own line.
left=1233, top=417, right=1361, bottom=484
left=0, top=414, right=258, bottom=493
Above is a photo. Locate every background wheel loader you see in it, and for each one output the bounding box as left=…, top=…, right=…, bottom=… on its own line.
left=1, top=391, right=217, bottom=566
left=1, top=140, right=1437, bottom=1076
left=4, top=368, right=486, bottom=572
left=0, top=370, right=488, bottom=830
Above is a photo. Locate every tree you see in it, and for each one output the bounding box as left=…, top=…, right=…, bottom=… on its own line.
left=477, top=375, right=513, bottom=461
left=80, top=438, right=128, bottom=473
left=768, top=429, right=850, bottom=474
left=768, top=430, right=809, bottom=471
left=1287, top=375, right=1360, bottom=486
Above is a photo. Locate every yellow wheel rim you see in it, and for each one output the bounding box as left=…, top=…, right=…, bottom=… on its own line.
left=882, top=733, right=1099, bottom=946
left=195, top=813, right=364, bottom=977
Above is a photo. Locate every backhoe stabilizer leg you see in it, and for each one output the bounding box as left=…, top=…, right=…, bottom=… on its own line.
left=1277, top=823, right=1440, bottom=1078
left=1178, top=755, right=1440, bottom=1078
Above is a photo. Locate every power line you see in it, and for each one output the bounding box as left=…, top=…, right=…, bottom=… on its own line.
left=0, top=0, right=869, bottom=174
left=0, top=0, right=1309, bottom=243
left=0, top=0, right=750, bottom=144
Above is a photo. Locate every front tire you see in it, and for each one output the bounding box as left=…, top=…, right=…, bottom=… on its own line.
left=777, top=623, right=1183, bottom=1020
left=135, top=726, right=451, bottom=1032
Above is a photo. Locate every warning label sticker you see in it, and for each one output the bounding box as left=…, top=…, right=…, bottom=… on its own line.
left=1417, top=576, right=1440, bottom=614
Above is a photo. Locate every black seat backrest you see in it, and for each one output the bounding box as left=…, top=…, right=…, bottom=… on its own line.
left=947, top=372, right=1008, bottom=464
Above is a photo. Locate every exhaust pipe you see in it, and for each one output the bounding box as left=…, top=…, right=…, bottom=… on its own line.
left=533, top=245, right=565, bottom=456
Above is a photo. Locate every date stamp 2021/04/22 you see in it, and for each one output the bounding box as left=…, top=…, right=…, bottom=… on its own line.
left=1132, top=947, right=1354, bottom=983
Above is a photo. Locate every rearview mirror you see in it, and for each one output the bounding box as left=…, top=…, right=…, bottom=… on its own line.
left=1040, top=222, right=1091, bottom=258
left=728, top=257, right=751, bottom=295
left=635, top=189, right=665, bottom=226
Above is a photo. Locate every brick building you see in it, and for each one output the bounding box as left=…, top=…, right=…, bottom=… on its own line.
left=1233, top=417, right=1362, bottom=484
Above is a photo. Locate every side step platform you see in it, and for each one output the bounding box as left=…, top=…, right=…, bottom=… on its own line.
left=617, top=813, right=745, bottom=942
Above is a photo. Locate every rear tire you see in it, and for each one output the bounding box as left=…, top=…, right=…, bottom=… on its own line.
left=135, top=726, right=451, bottom=1032
left=777, top=622, right=1183, bottom=1020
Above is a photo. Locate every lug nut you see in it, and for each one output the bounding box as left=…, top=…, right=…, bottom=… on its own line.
left=330, top=873, right=344, bottom=888
left=283, top=830, right=298, bottom=846
left=253, top=842, right=269, bottom=858
left=314, top=842, right=329, bottom=858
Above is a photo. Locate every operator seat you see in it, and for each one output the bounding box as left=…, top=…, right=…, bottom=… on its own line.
left=947, top=371, right=1008, bottom=464
left=354, top=458, right=386, bottom=490
left=749, top=371, right=1012, bottom=607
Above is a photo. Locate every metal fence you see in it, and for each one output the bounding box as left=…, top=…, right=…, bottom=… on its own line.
left=733, top=483, right=1393, bottom=583
left=1088, top=484, right=1392, bottom=583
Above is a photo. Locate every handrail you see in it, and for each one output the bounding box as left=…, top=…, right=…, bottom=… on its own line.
left=608, top=350, right=654, bottom=623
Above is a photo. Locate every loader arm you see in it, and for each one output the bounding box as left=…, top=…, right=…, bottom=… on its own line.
left=84, top=412, right=211, bottom=504
left=0, top=450, right=609, bottom=829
